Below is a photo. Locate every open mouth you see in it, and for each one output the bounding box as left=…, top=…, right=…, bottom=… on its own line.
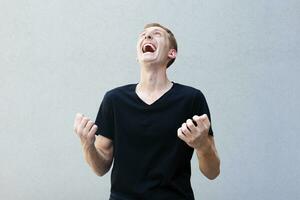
left=142, top=43, right=156, bottom=53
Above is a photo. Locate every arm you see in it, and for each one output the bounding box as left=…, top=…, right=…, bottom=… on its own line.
left=74, top=113, right=114, bottom=176
left=195, top=135, right=220, bottom=180
left=83, top=135, right=113, bottom=176
left=177, top=114, right=221, bottom=180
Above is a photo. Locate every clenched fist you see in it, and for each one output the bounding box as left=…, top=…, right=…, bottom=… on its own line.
left=73, top=113, right=98, bottom=148
left=177, top=114, right=211, bottom=151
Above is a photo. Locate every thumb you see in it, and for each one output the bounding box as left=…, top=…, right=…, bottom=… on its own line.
left=74, top=113, right=84, bottom=131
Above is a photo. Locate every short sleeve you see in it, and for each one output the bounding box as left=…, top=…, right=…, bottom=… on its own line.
left=192, top=90, right=214, bottom=136
left=94, top=92, right=115, bottom=140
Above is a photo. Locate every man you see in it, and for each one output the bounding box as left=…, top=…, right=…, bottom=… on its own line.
left=73, top=23, right=220, bottom=200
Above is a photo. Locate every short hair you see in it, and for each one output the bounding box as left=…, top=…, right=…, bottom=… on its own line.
left=144, top=23, right=177, bottom=68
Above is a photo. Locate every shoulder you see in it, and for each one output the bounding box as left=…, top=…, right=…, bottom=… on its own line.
left=175, top=82, right=205, bottom=97
left=103, top=83, right=135, bottom=99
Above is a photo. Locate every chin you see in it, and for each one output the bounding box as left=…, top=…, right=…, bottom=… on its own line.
left=142, top=58, right=157, bottom=63
left=140, top=53, right=158, bottom=62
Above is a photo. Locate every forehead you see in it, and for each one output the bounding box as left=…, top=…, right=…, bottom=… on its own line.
left=141, top=26, right=167, bottom=34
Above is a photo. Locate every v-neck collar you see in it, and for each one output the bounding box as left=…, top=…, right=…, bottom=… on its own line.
left=133, top=81, right=176, bottom=107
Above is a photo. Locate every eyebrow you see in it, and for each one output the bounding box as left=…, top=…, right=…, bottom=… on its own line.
left=139, top=28, right=163, bottom=35
left=150, top=28, right=163, bottom=32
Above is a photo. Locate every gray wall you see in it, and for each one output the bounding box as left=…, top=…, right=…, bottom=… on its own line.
left=1, top=0, right=299, bottom=199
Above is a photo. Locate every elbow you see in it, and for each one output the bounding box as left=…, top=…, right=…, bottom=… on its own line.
left=208, top=161, right=221, bottom=180
left=96, top=173, right=105, bottom=177
left=94, top=169, right=108, bottom=177
left=94, top=164, right=112, bottom=177
left=95, top=170, right=104, bottom=177
left=200, top=164, right=220, bottom=180
left=206, top=168, right=220, bottom=180
left=93, top=168, right=104, bottom=176
left=92, top=166, right=109, bottom=177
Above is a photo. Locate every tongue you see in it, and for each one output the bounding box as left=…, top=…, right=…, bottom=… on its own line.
left=145, top=45, right=155, bottom=53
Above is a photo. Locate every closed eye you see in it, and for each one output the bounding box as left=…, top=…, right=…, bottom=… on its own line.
left=153, top=31, right=162, bottom=36
left=139, top=32, right=146, bottom=38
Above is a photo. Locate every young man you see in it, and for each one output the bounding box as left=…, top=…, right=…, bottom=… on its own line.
left=73, top=23, right=220, bottom=200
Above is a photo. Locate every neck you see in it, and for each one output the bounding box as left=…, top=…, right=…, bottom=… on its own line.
left=137, top=63, right=172, bottom=93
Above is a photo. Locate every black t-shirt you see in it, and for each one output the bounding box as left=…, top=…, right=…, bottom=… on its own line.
left=95, top=81, right=214, bottom=200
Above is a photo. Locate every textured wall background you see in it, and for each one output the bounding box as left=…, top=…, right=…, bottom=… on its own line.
left=1, top=0, right=299, bottom=199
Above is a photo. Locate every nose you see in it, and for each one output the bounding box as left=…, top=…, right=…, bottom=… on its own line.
left=144, top=33, right=153, bottom=40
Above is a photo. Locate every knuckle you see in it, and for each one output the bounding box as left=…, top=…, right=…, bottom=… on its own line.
left=193, top=115, right=199, bottom=120
left=207, top=121, right=211, bottom=127
left=206, top=126, right=210, bottom=131
left=205, top=124, right=209, bottom=130
left=186, top=120, right=193, bottom=127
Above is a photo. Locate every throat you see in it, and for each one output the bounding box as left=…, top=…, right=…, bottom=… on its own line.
left=135, top=81, right=174, bottom=106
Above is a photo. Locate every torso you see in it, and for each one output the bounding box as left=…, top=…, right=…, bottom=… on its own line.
left=95, top=81, right=213, bottom=200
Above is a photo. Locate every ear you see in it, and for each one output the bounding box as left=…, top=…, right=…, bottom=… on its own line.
left=168, top=49, right=177, bottom=59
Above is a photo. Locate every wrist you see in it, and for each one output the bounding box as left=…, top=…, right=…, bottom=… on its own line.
left=196, top=137, right=213, bottom=156
left=82, top=143, right=96, bottom=153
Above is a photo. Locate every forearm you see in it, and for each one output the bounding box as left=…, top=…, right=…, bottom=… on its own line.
left=82, top=144, right=111, bottom=176
left=196, top=137, right=220, bottom=180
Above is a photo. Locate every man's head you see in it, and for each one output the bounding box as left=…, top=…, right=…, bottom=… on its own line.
left=136, top=23, right=177, bottom=68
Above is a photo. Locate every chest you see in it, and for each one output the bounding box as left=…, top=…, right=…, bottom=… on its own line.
left=135, top=90, right=169, bottom=106
left=114, top=100, right=193, bottom=147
